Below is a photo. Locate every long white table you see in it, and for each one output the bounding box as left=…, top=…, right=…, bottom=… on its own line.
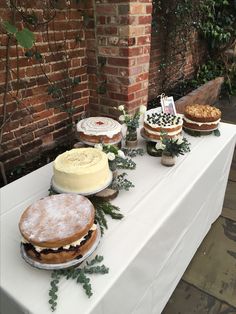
left=1, top=122, right=236, bottom=314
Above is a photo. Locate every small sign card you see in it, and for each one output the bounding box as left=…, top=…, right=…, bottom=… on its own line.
left=161, top=96, right=177, bottom=116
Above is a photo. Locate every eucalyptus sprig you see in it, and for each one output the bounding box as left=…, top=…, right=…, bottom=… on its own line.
left=48, top=255, right=109, bottom=312
left=111, top=173, right=134, bottom=191
left=116, top=157, right=136, bottom=170
left=121, top=148, right=145, bottom=158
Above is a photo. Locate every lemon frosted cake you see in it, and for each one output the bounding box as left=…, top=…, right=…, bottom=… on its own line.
left=53, top=148, right=112, bottom=194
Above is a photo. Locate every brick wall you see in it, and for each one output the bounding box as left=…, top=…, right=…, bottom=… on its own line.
left=148, top=15, right=207, bottom=101
left=0, top=1, right=89, bottom=170
left=0, top=0, right=210, bottom=174
left=175, top=77, right=224, bottom=113
left=88, top=0, right=153, bottom=117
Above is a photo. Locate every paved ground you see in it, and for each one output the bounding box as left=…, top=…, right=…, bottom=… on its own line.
left=162, top=96, right=236, bottom=314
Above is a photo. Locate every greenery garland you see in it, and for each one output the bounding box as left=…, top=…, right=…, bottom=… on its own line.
left=49, top=255, right=109, bottom=312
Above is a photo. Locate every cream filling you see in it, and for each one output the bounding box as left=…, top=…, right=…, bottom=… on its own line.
left=183, top=116, right=220, bottom=126
left=144, top=127, right=182, bottom=136
left=22, top=224, right=97, bottom=252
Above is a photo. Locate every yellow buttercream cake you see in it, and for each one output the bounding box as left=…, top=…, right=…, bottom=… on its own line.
left=53, top=148, right=112, bottom=194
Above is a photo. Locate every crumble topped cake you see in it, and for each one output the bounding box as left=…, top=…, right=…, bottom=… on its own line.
left=53, top=148, right=112, bottom=194
left=19, top=194, right=98, bottom=264
left=183, top=104, right=221, bottom=131
left=143, top=108, right=183, bottom=140
left=77, top=117, right=122, bottom=144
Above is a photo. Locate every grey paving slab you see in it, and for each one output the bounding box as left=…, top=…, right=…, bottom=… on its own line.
left=183, top=217, right=236, bottom=308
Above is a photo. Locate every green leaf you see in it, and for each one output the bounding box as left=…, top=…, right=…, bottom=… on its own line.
left=4, top=21, right=17, bottom=34
left=213, top=129, right=221, bottom=137
left=25, top=50, right=34, bottom=58
left=15, top=28, right=35, bottom=49
left=34, top=51, right=43, bottom=60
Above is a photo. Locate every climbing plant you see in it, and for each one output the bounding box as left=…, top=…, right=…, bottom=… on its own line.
left=151, top=0, right=236, bottom=96
left=0, top=0, right=86, bottom=147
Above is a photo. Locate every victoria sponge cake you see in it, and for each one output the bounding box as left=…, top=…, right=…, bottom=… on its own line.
left=19, top=194, right=97, bottom=264
left=183, top=104, right=221, bottom=131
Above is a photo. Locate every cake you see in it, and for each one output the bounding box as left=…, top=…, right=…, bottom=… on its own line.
left=77, top=117, right=122, bottom=144
left=19, top=194, right=98, bottom=264
left=53, top=148, right=112, bottom=194
left=183, top=104, right=221, bottom=131
left=143, top=108, right=183, bottom=140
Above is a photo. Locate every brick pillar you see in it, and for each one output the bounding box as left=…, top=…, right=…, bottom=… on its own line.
left=89, top=0, right=153, bottom=116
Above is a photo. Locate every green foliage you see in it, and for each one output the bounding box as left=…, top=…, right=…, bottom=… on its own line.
left=47, top=85, right=63, bottom=99
left=4, top=21, right=35, bottom=48
left=111, top=173, right=134, bottom=191
left=198, top=0, right=236, bottom=49
left=3, top=21, right=17, bottom=34
left=162, top=137, right=191, bottom=157
left=121, top=148, right=145, bottom=158
left=187, top=59, right=236, bottom=96
left=214, top=129, right=221, bottom=137
left=25, top=50, right=42, bottom=60
left=48, top=187, right=124, bottom=235
left=115, top=157, right=136, bottom=170
left=48, top=255, right=109, bottom=312
left=90, top=196, right=123, bottom=235
left=97, top=81, right=107, bottom=94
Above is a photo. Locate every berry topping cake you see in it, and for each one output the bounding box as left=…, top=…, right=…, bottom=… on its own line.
left=143, top=108, right=183, bottom=140
left=183, top=104, right=221, bottom=131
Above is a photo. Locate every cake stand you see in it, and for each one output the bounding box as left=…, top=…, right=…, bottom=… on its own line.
left=20, top=225, right=101, bottom=270
left=79, top=137, right=122, bottom=147
left=51, top=170, right=113, bottom=196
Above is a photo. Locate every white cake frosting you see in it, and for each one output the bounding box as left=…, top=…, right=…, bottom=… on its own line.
left=144, top=109, right=183, bottom=128
left=77, top=117, right=122, bottom=138
left=53, top=148, right=112, bottom=194
left=183, top=116, right=221, bottom=126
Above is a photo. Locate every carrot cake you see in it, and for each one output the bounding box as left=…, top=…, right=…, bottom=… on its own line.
left=183, top=104, right=221, bottom=131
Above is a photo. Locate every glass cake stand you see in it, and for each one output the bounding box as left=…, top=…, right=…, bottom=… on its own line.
left=51, top=170, right=113, bottom=196
left=20, top=224, right=101, bottom=270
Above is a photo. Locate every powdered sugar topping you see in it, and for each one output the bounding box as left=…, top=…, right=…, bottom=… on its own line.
left=20, top=194, right=94, bottom=243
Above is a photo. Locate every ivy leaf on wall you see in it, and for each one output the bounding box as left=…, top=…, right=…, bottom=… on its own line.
left=3, top=21, right=17, bottom=34
left=16, top=28, right=35, bottom=49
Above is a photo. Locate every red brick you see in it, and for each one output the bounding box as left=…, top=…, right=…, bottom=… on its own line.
left=138, top=16, right=152, bottom=25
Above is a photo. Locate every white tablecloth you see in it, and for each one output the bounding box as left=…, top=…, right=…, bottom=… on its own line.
left=1, top=122, right=236, bottom=314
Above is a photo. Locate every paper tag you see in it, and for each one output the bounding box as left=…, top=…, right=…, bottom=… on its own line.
left=161, top=96, right=177, bottom=115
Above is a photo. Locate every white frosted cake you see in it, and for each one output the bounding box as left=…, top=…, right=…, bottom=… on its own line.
left=143, top=108, right=183, bottom=140
left=77, top=117, right=122, bottom=144
left=53, top=148, right=112, bottom=194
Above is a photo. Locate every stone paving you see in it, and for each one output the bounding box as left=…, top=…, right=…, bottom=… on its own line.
left=162, top=96, right=236, bottom=314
